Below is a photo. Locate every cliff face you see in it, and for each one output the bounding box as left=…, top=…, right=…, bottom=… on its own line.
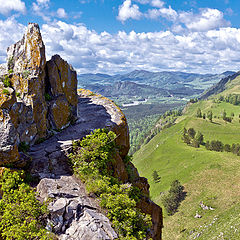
left=0, top=23, right=162, bottom=239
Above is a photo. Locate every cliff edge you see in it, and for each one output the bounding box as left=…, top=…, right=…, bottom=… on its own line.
left=0, top=23, right=162, bottom=239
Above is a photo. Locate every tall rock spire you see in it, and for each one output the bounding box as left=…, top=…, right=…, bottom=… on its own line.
left=7, top=23, right=46, bottom=75
left=7, top=23, right=48, bottom=138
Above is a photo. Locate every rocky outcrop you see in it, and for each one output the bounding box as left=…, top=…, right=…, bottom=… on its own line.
left=0, top=23, right=77, bottom=165
left=7, top=23, right=48, bottom=138
left=28, top=89, right=162, bottom=239
left=29, top=90, right=131, bottom=239
left=46, top=55, right=77, bottom=130
left=0, top=23, right=162, bottom=239
left=37, top=177, right=118, bottom=240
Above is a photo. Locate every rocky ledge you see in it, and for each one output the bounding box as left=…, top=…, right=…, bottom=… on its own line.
left=0, top=23, right=163, bottom=239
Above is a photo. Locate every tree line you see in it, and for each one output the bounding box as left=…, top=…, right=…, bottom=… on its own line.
left=216, top=94, right=240, bottom=105
left=182, top=127, right=240, bottom=155
left=196, top=108, right=238, bottom=123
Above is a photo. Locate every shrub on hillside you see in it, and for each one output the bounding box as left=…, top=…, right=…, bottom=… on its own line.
left=152, top=170, right=161, bottom=183
left=206, top=140, right=224, bottom=152
left=207, top=110, right=213, bottom=122
left=196, top=108, right=202, bottom=118
left=224, top=144, right=231, bottom=152
left=188, top=128, right=196, bottom=139
left=182, top=128, right=204, bottom=148
left=231, top=143, right=240, bottom=155
left=195, top=132, right=204, bottom=145
left=0, top=169, right=54, bottom=240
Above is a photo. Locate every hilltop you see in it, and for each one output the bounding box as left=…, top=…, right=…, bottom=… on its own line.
left=133, top=72, right=240, bottom=239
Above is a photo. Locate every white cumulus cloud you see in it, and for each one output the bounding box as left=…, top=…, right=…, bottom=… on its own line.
left=57, top=8, right=67, bottom=18
left=1, top=19, right=240, bottom=75
left=32, top=0, right=51, bottom=22
left=179, top=8, right=230, bottom=31
left=151, top=0, right=164, bottom=8
left=147, top=6, right=177, bottom=20
left=0, top=18, right=25, bottom=62
left=117, top=0, right=142, bottom=22
left=39, top=21, right=240, bottom=74
left=134, top=0, right=164, bottom=8
left=0, top=0, right=26, bottom=15
left=36, top=0, right=50, bottom=6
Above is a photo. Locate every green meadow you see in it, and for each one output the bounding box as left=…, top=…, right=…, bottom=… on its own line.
left=133, top=99, right=240, bottom=239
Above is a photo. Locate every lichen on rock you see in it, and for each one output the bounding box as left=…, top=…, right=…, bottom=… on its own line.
left=0, top=23, right=78, bottom=166
left=46, top=54, right=78, bottom=130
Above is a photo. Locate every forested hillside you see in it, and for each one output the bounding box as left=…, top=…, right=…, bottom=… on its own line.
left=133, top=73, right=240, bottom=239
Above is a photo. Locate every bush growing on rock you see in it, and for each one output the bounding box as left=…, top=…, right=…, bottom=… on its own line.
left=3, top=76, right=11, bottom=88
left=69, top=128, right=152, bottom=240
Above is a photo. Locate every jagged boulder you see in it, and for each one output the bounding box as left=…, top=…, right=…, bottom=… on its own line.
left=37, top=177, right=118, bottom=240
left=46, top=54, right=78, bottom=130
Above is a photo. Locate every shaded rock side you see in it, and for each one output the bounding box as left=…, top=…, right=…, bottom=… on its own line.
left=78, top=89, right=130, bottom=158
left=0, top=87, right=19, bottom=163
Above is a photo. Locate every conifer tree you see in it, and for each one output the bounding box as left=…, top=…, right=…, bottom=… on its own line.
left=207, top=110, right=213, bottom=122
left=196, top=108, right=202, bottom=118
left=152, top=170, right=161, bottom=183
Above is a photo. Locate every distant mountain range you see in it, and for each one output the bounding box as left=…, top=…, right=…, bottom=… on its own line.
left=78, top=70, right=235, bottom=100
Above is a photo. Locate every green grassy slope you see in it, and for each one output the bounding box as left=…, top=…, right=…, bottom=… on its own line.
left=133, top=99, right=240, bottom=239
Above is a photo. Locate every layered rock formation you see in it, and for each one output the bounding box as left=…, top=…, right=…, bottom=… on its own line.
left=0, top=23, right=77, bottom=165
left=0, top=23, right=162, bottom=239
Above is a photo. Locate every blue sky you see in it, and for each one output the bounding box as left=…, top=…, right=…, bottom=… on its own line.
left=0, top=0, right=240, bottom=74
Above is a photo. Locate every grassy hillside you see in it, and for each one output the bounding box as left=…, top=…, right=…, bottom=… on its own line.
left=133, top=98, right=240, bottom=239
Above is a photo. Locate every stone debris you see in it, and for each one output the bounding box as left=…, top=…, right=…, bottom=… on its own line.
left=194, top=213, right=202, bottom=218
left=189, top=216, right=218, bottom=239
left=37, top=177, right=118, bottom=239
left=200, top=201, right=214, bottom=211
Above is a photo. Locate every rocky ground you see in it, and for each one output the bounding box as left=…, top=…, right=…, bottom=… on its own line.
left=29, top=92, right=129, bottom=239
